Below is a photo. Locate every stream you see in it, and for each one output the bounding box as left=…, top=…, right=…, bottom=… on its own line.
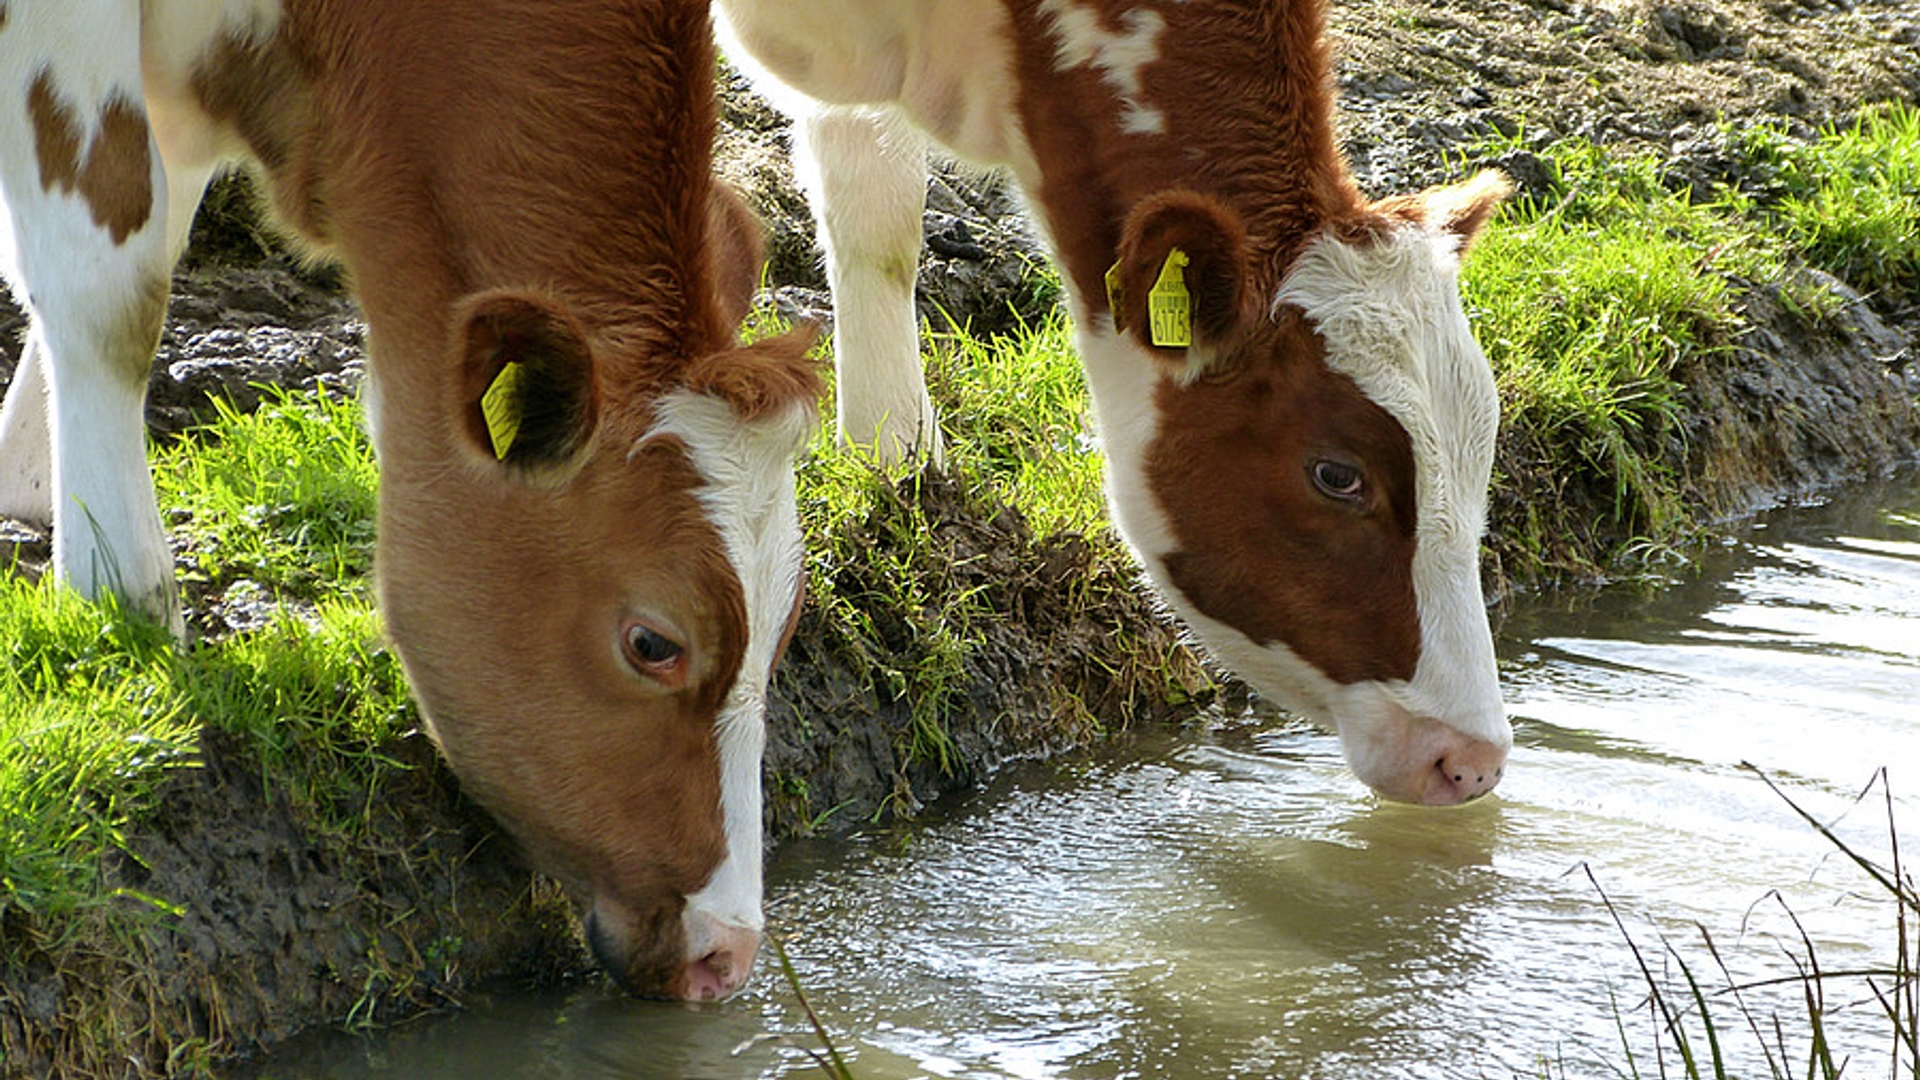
left=257, top=473, right=1919, bottom=1079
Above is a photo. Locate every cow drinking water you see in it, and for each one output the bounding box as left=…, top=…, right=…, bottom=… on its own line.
left=715, top=0, right=1515, bottom=805
left=0, top=0, right=817, bottom=999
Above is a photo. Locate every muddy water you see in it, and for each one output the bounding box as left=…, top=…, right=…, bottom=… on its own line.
left=265, top=475, right=1919, bottom=1079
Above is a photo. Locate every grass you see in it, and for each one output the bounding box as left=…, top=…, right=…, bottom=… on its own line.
left=0, top=587, right=195, bottom=931
left=764, top=294, right=1185, bottom=820
left=1, top=522, right=409, bottom=953
left=1466, top=142, right=1760, bottom=536
left=767, top=934, right=858, bottom=1080
left=1583, top=767, right=1917, bottom=1080
left=0, top=391, right=455, bottom=1076
left=793, top=448, right=986, bottom=786
left=1734, top=105, right=1920, bottom=309
left=155, top=389, right=378, bottom=605
left=1462, top=102, right=1920, bottom=582
left=923, top=309, right=1109, bottom=538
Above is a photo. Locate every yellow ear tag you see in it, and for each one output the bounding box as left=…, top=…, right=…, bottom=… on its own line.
left=1104, top=261, right=1127, bottom=329
left=1147, top=248, right=1192, bottom=348
left=480, top=361, right=528, bottom=460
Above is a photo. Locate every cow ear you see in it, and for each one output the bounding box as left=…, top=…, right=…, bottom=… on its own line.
left=1111, top=190, right=1254, bottom=376
left=453, top=290, right=600, bottom=481
left=681, top=323, right=824, bottom=423
left=705, top=181, right=767, bottom=333
left=1376, top=170, right=1512, bottom=253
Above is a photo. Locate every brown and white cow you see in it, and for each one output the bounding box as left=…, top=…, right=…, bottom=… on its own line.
left=0, top=0, right=818, bottom=999
left=716, top=0, right=1514, bottom=805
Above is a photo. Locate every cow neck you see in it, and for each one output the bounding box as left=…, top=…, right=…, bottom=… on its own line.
left=1003, top=0, right=1369, bottom=320
left=212, top=2, right=734, bottom=459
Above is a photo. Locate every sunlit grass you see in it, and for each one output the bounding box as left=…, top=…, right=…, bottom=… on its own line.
left=1464, top=139, right=1769, bottom=539
left=924, top=309, right=1108, bottom=539
left=2, top=387, right=411, bottom=1016
left=1737, top=103, right=1920, bottom=307
left=0, top=585, right=194, bottom=930
left=1462, top=105, right=1918, bottom=580
left=153, top=387, right=378, bottom=604
left=776, top=299, right=1138, bottom=792
left=0, top=585, right=412, bottom=920
left=793, top=446, right=984, bottom=785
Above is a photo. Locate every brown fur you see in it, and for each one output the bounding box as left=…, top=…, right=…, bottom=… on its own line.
left=1149, top=312, right=1420, bottom=682
left=706, top=182, right=767, bottom=330
left=188, top=0, right=819, bottom=996
left=27, top=69, right=154, bottom=245
left=189, top=30, right=323, bottom=236
left=1006, top=0, right=1366, bottom=311
left=1369, top=169, right=1513, bottom=248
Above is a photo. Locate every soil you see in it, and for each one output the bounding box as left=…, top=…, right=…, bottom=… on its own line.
left=2, top=0, right=1917, bottom=1073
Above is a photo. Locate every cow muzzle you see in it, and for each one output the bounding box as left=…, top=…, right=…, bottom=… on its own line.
left=585, top=896, right=761, bottom=1001
left=1344, top=704, right=1509, bottom=806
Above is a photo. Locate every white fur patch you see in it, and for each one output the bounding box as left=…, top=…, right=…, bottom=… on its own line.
left=1277, top=226, right=1507, bottom=746
left=795, top=106, right=945, bottom=464
left=714, top=0, right=1026, bottom=166
left=1037, top=1, right=1168, bottom=136
left=640, top=391, right=816, bottom=936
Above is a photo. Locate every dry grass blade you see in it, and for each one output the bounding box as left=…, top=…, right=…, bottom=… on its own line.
left=1590, top=768, right=1917, bottom=1079
left=767, top=933, right=857, bottom=1080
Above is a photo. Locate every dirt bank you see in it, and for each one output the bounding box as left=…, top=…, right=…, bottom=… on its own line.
left=2, top=0, right=1917, bottom=1073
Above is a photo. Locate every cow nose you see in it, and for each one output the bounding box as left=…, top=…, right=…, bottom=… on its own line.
left=1431, top=738, right=1507, bottom=805
left=674, top=921, right=761, bottom=1001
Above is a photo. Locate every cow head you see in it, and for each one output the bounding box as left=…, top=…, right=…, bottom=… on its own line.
left=377, top=290, right=818, bottom=1000
left=1091, top=171, right=1513, bottom=805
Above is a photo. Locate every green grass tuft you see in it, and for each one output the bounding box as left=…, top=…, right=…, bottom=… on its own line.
left=154, top=387, right=378, bottom=605
left=1464, top=138, right=1765, bottom=570
left=923, top=307, right=1108, bottom=539
left=0, top=586, right=196, bottom=930
left=1735, top=104, right=1920, bottom=307
left=1463, top=105, right=1919, bottom=582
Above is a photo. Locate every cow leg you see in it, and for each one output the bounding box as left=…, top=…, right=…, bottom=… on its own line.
left=0, top=8, right=183, bottom=631
left=795, top=105, right=944, bottom=467
left=0, top=338, right=53, bottom=523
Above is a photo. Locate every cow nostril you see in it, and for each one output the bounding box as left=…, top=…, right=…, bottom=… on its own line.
left=682, top=949, right=736, bottom=1001
left=674, top=922, right=761, bottom=1001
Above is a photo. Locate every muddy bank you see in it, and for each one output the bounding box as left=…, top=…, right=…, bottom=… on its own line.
left=0, top=731, right=577, bottom=1077
left=3, top=1, right=1918, bottom=1074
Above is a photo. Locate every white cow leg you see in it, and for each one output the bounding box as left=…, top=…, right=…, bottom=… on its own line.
left=43, top=309, right=175, bottom=630
left=0, top=340, right=54, bottom=523
left=795, top=106, right=944, bottom=467
left=0, top=11, right=183, bottom=632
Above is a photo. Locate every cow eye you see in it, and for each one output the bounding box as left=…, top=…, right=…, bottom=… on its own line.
left=622, top=621, right=686, bottom=680
left=1310, top=458, right=1365, bottom=501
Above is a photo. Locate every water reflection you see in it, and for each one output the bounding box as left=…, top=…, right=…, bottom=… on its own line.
left=260, top=474, right=1919, bottom=1079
